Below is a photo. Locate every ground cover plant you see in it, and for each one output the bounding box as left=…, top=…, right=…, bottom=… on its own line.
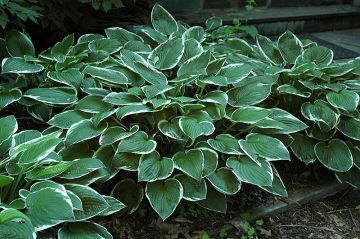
left=0, top=4, right=359, bottom=238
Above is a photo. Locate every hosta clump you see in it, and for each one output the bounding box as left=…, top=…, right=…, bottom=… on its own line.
left=0, top=4, right=360, bottom=238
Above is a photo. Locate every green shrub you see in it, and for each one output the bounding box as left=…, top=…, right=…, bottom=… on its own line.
left=0, top=4, right=360, bottom=238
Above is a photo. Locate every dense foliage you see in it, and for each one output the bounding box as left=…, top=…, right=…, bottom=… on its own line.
left=0, top=4, right=359, bottom=238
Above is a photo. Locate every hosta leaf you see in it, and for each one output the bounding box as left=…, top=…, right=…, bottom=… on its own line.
left=177, top=50, right=211, bottom=76
left=200, top=147, right=218, bottom=177
left=227, top=83, right=271, bottom=107
left=23, top=87, right=77, bottom=105
left=219, top=63, right=253, bottom=84
left=199, top=90, right=228, bottom=106
left=179, top=117, right=215, bottom=140
left=138, top=151, right=174, bottom=182
left=198, top=75, right=228, bottom=87
left=116, top=104, right=154, bottom=119
left=5, top=30, right=35, bottom=57
left=290, top=134, right=316, bottom=165
left=25, top=187, right=74, bottom=230
left=226, top=156, right=273, bottom=187
left=277, top=84, right=311, bottom=98
left=0, top=88, right=22, bottom=110
left=336, top=166, right=360, bottom=188
left=105, top=26, right=143, bottom=43
left=142, top=84, right=173, bottom=99
left=2, top=57, right=44, bottom=74
left=158, top=118, right=185, bottom=140
left=256, top=35, right=283, bottom=65
left=239, top=133, right=290, bottom=163
left=180, top=39, right=203, bottom=64
left=48, top=110, right=91, bottom=129
left=196, top=183, right=227, bottom=213
left=277, top=31, right=303, bottom=64
left=132, top=60, right=168, bottom=86
left=173, top=149, right=204, bottom=181
left=100, top=125, right=139, bottom=146
left=65, top=184, right=109, bottom=220
left=259, top=165, right=288, bottom=197
left=337, top=117, right=360, bottom=141
left=47, top=69, right=83, bottom=89
left=88, top=38, right=122, bottom=54
left=0, top=174, right=13, bottom=187
left=148, top=37, right=184, bottom=70
left=58, top=221, right=113, bottom=239
left=326, top=90, right=359, bottom=112
left=65, top=119, right=107, bottom=146
left=301, top=100, right=339, bottom=131
left=0, top=209, right=36, bottom=239
left=26, top=162, right=71, bottom=180
left=78, top=34, right=104, bottom=43
left=207, top=167, right=241, bottom=195
left=207, top=134, right=242, bottom=155
left=231, top=106, right=271, bottom=124
left=75, top=95, right=113, bottom=114
left=182, top=26, right=206, bottom=43
left=98, top=196, right=126, bottom=216
left=0, top=115, right=17, bottom=145
left=175, top=174, right=207, bottom=201
left=205, top=16, right=222, bottom=31
left=255, top=108, right=308, bottom=134
left=103, top=92, right=142, bottom=105
left=111, top=178, right=144, bottom=214
left=302, top=45, right=333, bottom=67
left=151, top=4, right=178, bottom=36
left=145, top=179, right=183, bottom=220
left=59, top=158, right=104, bottom=179
left=116, top=131, right=156, bottom=154
left=84, top=65, right=129, bottom=85
left=314, top=139, right=353, bottom=172
left=51, top=34, right=74, bottom=62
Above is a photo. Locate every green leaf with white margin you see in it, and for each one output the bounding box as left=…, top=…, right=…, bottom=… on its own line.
left=113, top=152, right=141, bottom=171
left=259, top=165, right=288, bottom=197
left=196, top=183, right=227, bottom=213
left=23, top=87, right=77, bottom=105
left=207, top=134, right=243, bottom=155
left=345, top=142, right=360, bottom=169
left=158, top=118, right=185, bottom=140
left=336, top=166, right=360, bottom=188
left=0, top=209, right=36, bottom=239
left=58, top=158, right=105, bottom=179
left=116, top=131, right=156, bottom=154
left=177, top=50, right=211, bottom=77
left=219, top=63, right=253, bottom=84
left=51, top=34, right=74, bottom=63
left=111, top=178, right=144, bottom=214
left=173, top=149, right=204, bottom=181
left=337, top=117, right=360, bottom=141
left=132, top=60, right=168, bottom=86
left=151, top=4, right=178, bottom=36
left=326, top=90, right=359, bottom=112
left=25, top=187, right=74, bottom=230
left=75, top=95, right=113, bottom=114
left=256, top=35, right=283, bottom=65
left=47, top=69, right=83, bottom=90
left=174, top=174, right=207, bottom=201
left=88, top=38, right=122, bottom=54
left=207, top=167, right=241, bottom=195
left=65, top=184, right=109, bottom=220
left=231, top=106, right=271, bottom=124
left=227, top=83, right=271, bottom=107
left=84, top=65, right=129, bottom=85
left=58, top=221, right=113, bottom=239
left=277, top=84, right=311, bottom=98
left=277, top=31, right=303, bottom=64
left=0, top=115, right=17, bottom=145
left=182, top=26, right=206, bottom=43
left=103, top=92, right=142, bottom=105
left=179, top=38, right=203, bottom=64
left=255, top=108, right=308, bottom=134
left=226, top=155, right=273, bottom=187
left=200, top=147, right=218, bottom=177
left=205, top=16, right=222, bottom=31
left=98, top=196, right=126, bottom=216
left=0, top=88, right=22, bottom=110
left=301, top=100, right=339, bottom=131
left=100, top=125, right=139, bottom=146
left=148, top=36, right=184, bottom=70
left=2, top=57, right=44, bottom=74
left=314, top=139, right=353, bottom=172
left=199, top=90, right=228, bottom=107
left=65, top=119, right=107, bottom=146
left=5, top=30, right=35, bottom=57
left=145, top=178, right=183, bottom=220
left=239, top=133, right=290, bottom=163
left=105, top=26, right=143, bottom=44
left=138, top=151, right=174, bottom=182
left=290, top=134, right=317, bottom=165
left=26, top=162, right=71, bottom=180
left=116, top=104, right=154, bottom=120
left=179, top=116, right=215, bottom=141
left=301, top=45, right=333, bottom=67
left=48, top=110, right=91, bottom=129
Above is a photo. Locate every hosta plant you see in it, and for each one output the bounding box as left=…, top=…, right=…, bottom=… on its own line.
left=0, top=4, right=360, bottom=238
